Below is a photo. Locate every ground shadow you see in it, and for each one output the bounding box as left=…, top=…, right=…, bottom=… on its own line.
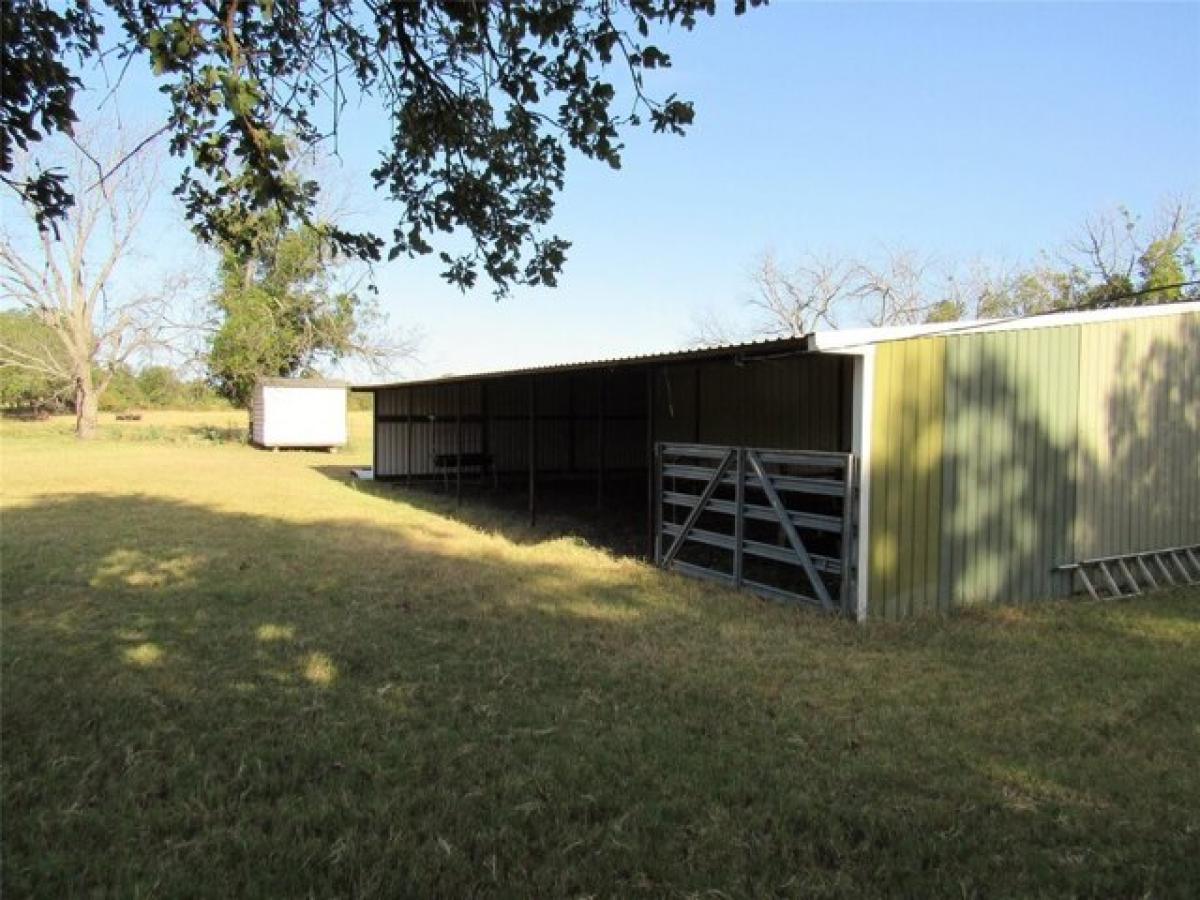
left=316, top=464, right=650, bottom=556
left=3, top=491, right=1198, bottom=896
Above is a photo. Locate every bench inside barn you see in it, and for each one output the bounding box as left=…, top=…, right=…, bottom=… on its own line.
left=433, top=452, right=498, bottom=490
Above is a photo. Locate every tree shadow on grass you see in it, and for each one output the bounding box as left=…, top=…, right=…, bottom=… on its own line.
left=316, top=463, right=650, bottom=557
left=3, top=492, right=1198, bottom=897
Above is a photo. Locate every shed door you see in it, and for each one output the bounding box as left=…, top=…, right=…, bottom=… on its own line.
left=654, top=443, right=857, bottom=613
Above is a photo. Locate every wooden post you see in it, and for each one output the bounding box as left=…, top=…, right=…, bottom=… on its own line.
left=455, top=381, right=463, bottom=507
left=693, top=364, right=701, bottom=444
left=528, top=376, right=537, bottom=527
left=596, top=370, right=605, bottom=510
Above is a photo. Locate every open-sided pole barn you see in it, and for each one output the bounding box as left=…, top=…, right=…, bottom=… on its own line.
left=355, top=302, right=1200, bottom=620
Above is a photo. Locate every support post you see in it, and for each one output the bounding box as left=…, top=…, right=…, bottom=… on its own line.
left=839, top=456, right=856, bottom=613
left=528, top=376, right=537, bottom=527
left=653, top=443, right=663, bottom=564
left=733, top=447, right=745, bottom=588
left=567, top=374, right=576, bottom=473
left=371, top=390, right=379, bottom=479
left=480, top=380, right=491, bottom=488
left=596, top=370, right=605, bottom=510
left=645, top=367, right=656, bottom=559
left=405, top=387, right=414, bottom=486
left=455, top=382, right=463, bottom=507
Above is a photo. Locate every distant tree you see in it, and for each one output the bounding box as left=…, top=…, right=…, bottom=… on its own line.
left=686, top=306, right=743, bottom=347
left=137, top=365, right=187, bottom=407
left=852, top=248, right=935, bottom=327
left=99, top=364, right=145, bottom=411
left=717, top=198, right=1200, bottom=342
left=747, top=249, right=853, bottom=337
left=975, top=198, right=1200, bottom=318
left=0, top=310, right=70, bottom=408
left=0, top=127, right=184, bottom=437
left=705, top=246, right=939, bottom=344
left=4, top=0, right=763, bottom=297
left=207, top=215, right=412, bottom=407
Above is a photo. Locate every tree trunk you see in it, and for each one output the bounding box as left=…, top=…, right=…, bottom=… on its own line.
left=75, top=374, right=99, bottom=439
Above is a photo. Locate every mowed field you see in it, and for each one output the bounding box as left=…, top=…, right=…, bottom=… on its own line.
left=2, top=411, right=1198, bottom=896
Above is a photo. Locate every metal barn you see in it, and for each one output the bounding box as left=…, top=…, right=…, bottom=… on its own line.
left=355, top=302, right=1199, bottom=620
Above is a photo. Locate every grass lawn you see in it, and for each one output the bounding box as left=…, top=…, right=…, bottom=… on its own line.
left=3, top=412, right=1198, bottom=896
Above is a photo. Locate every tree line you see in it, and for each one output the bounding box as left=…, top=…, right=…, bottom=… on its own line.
left=0, top=319, right=228, bottom=413
left=693, top=198, right=1198, bottom=344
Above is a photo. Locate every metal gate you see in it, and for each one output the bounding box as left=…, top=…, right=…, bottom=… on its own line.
left=654, top=443, right=857, bottom=613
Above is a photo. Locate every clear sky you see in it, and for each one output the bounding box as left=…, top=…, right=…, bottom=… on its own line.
left=68, top=1, right=1200, bottom=380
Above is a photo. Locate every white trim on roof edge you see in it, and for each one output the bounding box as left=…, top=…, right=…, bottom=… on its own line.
left=805, top=301, right=1200, bottom=353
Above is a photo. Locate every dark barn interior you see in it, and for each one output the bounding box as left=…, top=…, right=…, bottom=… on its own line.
left=360, top=342, right=857, bottom=567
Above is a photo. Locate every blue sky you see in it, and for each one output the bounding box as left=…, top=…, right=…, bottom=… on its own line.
left=72, top=1, right=1200, bottom=378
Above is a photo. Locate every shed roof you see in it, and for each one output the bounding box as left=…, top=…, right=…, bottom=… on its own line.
left=353, top=301, right=1199, bottom=391
left=258, top=377, right=349, bottom=389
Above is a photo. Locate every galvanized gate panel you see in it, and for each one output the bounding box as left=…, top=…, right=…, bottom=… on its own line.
left=655, top=443, right=857, bottom=613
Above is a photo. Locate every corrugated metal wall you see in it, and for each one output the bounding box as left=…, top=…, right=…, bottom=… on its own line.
left=937, top=326, right=1081, bottom=609
left=867, top=337, right=946, bottom=619
left=868, top=308, right=1199, bottom=619
left=1074, top=312, right=1200, bottom=557
left=374, top=368, right=650, bottom=479
left=654, top=354, right=851, bottom=450
left=375, top=354, right=855, bottom=479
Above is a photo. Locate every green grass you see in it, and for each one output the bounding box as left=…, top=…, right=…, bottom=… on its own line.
left=3, top=414, right=1198, bottom=896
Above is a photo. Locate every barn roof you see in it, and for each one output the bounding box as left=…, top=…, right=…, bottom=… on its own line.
left=353, top=300, right=1198, bottom=391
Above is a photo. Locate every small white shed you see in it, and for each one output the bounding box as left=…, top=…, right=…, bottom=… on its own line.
left=251, top=378, right=348, bottom=450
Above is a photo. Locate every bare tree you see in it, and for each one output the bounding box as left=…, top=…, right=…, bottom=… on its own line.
left=0, top=125, right=179, bottom=437
left=1058, top=197, right=1198, bottom=307
left=852, top=248, right=935, bottom=327
left=746, top=249, right=855, bottom=337
left=734, top=246, right=937, bottom=338
left=686, top=307, right=742, bottom=347
left=713, top=196, right=1197, bottom=346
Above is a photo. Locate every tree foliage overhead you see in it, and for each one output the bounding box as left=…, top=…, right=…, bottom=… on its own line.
left=0, top=0, right=100, bottom=228
left=207, top=216, right=386, bottom=406
left=3, top=0, right=761, bottom=296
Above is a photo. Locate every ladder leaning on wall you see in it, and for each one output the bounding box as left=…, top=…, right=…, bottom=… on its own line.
left=1059, top=545, right=1200, bottom=601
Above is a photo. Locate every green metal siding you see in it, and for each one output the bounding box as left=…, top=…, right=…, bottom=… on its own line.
left=1074, top=312, right=1200, bottom=557
left=868, top=308, right=1198, bottom=619
left=868, top=337, right=945, bottom=620
left=936, top=326, right=1081, bottom=608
